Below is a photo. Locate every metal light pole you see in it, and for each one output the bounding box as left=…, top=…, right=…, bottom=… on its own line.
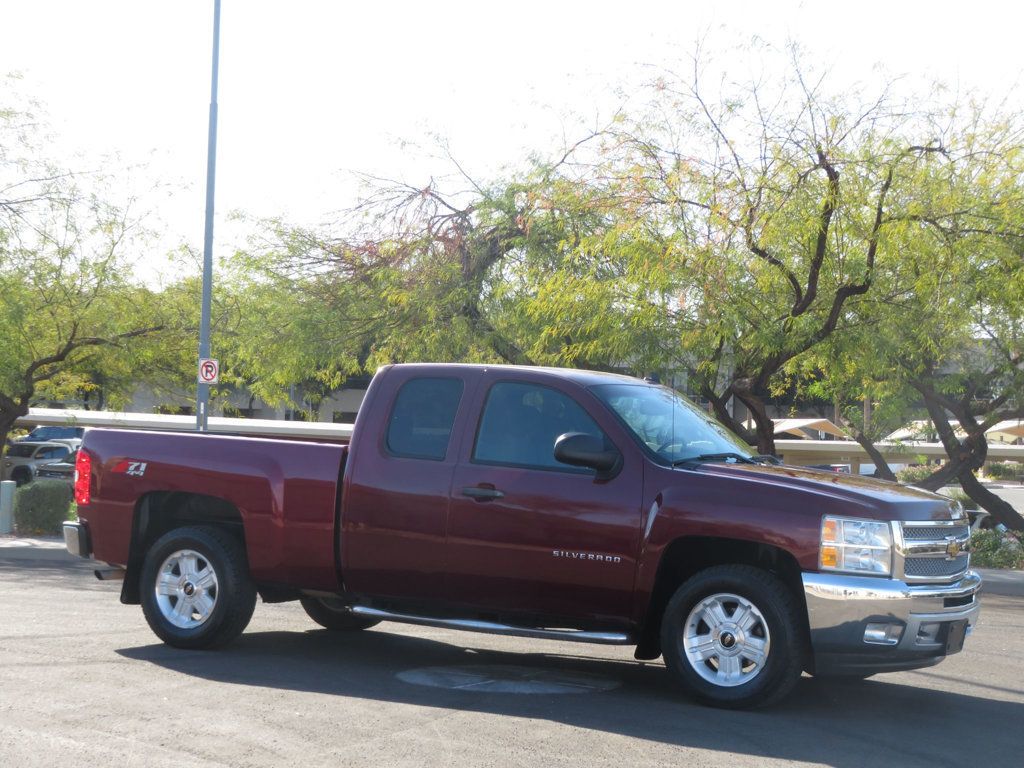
left=196, top=0, right=222, bottom=431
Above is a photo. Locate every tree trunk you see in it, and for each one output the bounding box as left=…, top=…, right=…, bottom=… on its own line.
left=699, top=385, right=757, bottom=446
left=0, top=408, right=25, bottom=457
left=733, top=389, right=777, bottom=456
left=852, top=432, right=897, bottom=481
left=959, top=469, right=1024, bottom=531
left=915, top=383, right=1024, bottom=528
left=915, top=460, right=964, bottom=492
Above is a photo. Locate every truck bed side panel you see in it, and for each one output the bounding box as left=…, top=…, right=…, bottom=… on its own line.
left=80, top=429, right=346, bottom=591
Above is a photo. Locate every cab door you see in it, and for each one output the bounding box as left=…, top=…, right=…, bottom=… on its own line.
left=341, top=369, right=478, bottom=601
left=446, top=374, right=643, bottom=626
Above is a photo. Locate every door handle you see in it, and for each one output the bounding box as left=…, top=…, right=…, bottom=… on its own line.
left=461, top=486, right=505, bottom=501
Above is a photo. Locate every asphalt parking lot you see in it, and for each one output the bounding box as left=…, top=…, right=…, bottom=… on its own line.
left=1, top=544, right=1021, bottom=768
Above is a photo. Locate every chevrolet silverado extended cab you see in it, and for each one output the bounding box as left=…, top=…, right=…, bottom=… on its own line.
left=64, top=364, right=981, bottom=708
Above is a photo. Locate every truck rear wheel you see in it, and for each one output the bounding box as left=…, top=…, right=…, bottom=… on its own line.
left=300, top=597, right=380, bottom=631
left=660, top=564, right=804, bottom=709
left=140, top=526, right=256, bottom=649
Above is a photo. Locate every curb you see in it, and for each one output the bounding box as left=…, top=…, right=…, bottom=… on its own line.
left=0, top=536, right=77, bottom=562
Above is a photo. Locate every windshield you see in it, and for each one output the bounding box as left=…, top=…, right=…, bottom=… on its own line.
left=591, top=383, right=753, bottom=464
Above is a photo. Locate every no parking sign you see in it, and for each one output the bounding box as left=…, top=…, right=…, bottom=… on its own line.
left=198, top=358, right=220, bottom=385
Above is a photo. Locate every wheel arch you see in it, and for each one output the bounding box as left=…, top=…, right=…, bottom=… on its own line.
left=120, top=491, right=245, bottom=604
left=635, top=536, right=810, bottom=665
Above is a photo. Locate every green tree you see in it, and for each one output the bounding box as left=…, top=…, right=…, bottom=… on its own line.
left=517, top=55, right=1017, bottom=456
left=812, top=113, right=1024, bottom=528
left=0, top=104, right=162, bottom=447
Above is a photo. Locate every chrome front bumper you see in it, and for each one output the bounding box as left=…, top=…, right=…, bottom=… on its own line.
left=802, top=570, right=981, bottom=675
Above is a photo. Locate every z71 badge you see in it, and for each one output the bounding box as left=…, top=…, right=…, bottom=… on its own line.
left=112, top=460, right=148, bottom=477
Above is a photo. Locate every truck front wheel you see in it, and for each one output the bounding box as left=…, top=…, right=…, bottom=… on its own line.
left=300, top=597, right=381, bottom=631
left=660, top=564, right=804, bottom=709
left=140, top=526, right=257, bottom=649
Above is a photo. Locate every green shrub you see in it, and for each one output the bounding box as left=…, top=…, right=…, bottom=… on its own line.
left=13, top=480, right=75, bottom=536
left=970, top=529, right=1024, bottom=569
left=896, top=464, right=941, bottom=485
left=985, top=461, right=1022, bottom=481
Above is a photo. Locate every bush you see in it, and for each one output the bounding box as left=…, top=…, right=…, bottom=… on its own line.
left=985, top=461, right=1022, bottom=481
left=970, top=529, right=1024, bottom=569
left=896, top=464, right=941, bottom=485
left=13, top=480, right=75, bottom=536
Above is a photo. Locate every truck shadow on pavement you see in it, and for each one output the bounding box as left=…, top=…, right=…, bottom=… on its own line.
left=118, top=627, right=1021, bottom=767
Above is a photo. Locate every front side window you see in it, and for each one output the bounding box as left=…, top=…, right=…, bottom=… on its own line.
left=473, top=381, right=606, bottom=471
left=385, top=377, right=464, bottom=460
left=592, top=383, right=752, bottom=464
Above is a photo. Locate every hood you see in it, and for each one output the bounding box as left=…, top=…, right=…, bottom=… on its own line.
left=688, top=462, right=960, bottom=522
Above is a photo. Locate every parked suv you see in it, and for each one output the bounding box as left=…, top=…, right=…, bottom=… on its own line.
left=2, top=441, right=76, bottom=485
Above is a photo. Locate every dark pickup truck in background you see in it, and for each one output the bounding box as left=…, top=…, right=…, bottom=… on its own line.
left=64, top=363, right=981, bottom=708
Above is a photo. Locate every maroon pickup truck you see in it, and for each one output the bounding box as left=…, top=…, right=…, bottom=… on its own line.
left=64, top=363, right=981, bottom=708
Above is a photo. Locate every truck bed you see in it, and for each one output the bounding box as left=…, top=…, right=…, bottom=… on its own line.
left=80, top=428, right=347, bottom=591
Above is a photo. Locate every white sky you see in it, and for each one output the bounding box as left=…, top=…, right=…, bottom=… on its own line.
left=2, top=0, right=1022, bottom=282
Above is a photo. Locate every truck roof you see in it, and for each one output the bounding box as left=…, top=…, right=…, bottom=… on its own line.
left=385, top=362, right=648, bottom=388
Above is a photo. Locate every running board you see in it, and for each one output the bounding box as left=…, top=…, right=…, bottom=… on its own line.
left=350, top=606, right=633, bottom=645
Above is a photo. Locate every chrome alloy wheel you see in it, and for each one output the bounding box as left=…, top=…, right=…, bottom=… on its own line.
left=682, top=592, right=771, bottom=687
left=154, top=549, right=219, bottom=629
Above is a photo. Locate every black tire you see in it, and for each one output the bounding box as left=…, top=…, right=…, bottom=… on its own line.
left=300, top=597, right=380, bottom=631
left=12, top=467, right=32, bottom=486
left=140, top=526, right=256, bottom=649
left=660, top=564, right=805, bottom=709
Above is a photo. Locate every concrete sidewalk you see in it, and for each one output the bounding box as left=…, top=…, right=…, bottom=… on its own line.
left=0, top=534, right=77, bottom=561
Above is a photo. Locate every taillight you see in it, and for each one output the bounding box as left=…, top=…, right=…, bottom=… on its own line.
left=74, top=450, right=92, bottom=506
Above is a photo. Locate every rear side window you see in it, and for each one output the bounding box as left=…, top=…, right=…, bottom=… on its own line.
left=385, top=377, right=464, bottom=460
left=473, top=381, right=606, bottom=471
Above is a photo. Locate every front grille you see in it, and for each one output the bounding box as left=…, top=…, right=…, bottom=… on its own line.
left=904, top=554, right=970, bottom=579
left=902, top=524, right=970, bottom=540
left=899, top=520, right=971, bottom=583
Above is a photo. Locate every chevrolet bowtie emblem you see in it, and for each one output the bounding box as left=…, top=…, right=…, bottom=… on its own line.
left=945, top=537, right=962, bottom=559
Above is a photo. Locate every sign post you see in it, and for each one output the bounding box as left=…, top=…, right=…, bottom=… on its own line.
left=195, top=0, right=222, bottom=432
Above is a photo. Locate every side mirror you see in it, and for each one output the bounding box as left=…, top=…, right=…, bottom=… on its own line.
left=554, top=432, right=622, bottom=480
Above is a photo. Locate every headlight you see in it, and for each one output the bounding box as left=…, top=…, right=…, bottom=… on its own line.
left=819, top=515, right=892, bottom=576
